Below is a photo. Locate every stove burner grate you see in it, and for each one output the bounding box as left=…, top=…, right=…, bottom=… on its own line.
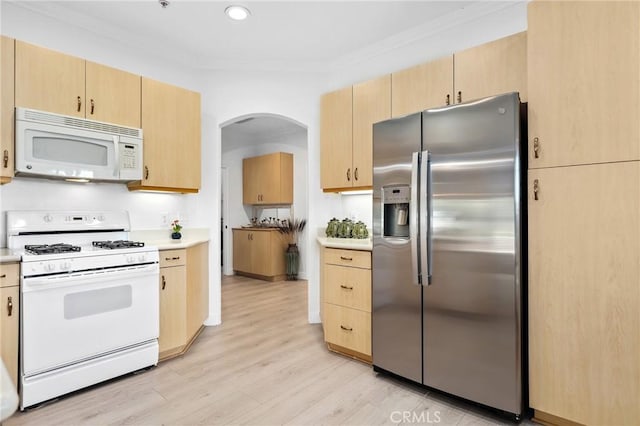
left=25, top=243, right=82, bottom=255
left=92, top=240, right=145, bottom=250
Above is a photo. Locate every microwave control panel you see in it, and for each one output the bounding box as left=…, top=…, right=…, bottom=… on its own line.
left=120, top=144, right=138, bottom=170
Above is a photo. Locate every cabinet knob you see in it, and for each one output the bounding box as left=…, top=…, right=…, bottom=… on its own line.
left=162, top=275, right=166, bottom=290
left=90, top=99, right=95, bottom=115
left=77, top=96, right=82, bottom=112
left=7, top=296, right=13, bottom=317
left=533, top=179, right=540, bottom=201
left=456, top=91, right=462, bottom=103
left=3, top=149, right=8, bottom=168
left=346, top=168, right=351, bottom=182
left=533, top=137, right=540, bottom=159
left=445, top=94, right=451, bottom=106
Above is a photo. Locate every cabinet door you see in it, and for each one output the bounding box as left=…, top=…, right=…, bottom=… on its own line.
left=528, top=162, right=640, bottom=425
left=0, top=286, right=19, bottom=388
left=186, top=242, right=209, bottom=339
left=138, top=78, right=201, bottom=192
left=232, top=230, right=252, bottom=273
left=256, top=153, right=282, bottom=204
left=391, top=55, right=453, bottom=118
left=320, top=87, right=353, bottom=190
left=15, top=41, right=86, bottom=117
left=528, top=1, right=640, bottom=168
left=250, top=231, right=274, bottom=276
left=454, top=31, right=527, bottom=103
left=159, top=266, right=187, bottom=355
left=86, top=61, right=141, bottom=127
left=242, top=156, right=260, bottom=204
left=353, top=75, right=390, bottom=188
left=1, top=36, right=14, bottom=184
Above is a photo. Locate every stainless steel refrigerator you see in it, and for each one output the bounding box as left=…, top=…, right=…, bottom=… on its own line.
left=372, top=92, right=526, bottom=419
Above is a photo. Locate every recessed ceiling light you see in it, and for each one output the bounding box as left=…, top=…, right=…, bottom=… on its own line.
left=225, top=5, right=251, bottom=21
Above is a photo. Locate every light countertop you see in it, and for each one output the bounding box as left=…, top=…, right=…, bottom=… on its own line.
left=316, top=236, right=372, bottom=251
left=130, top=228, right=210, bottom=250
left=0, top=249, right=20, bottom=263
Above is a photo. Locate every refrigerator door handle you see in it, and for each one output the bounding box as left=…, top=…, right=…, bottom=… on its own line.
left=410, top=151, right=421, bottom=286
left=420, top=150, right=432, bottom=285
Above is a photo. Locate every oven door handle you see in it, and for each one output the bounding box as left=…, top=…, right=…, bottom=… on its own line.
left=22, top=264, right=159, bottom=292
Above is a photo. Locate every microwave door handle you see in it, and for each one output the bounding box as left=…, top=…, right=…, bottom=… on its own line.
left=410, top=152, right=421, bottom=286
left=113, top=136, right=120, bottom=178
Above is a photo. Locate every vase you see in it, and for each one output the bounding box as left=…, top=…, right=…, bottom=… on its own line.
left=285, top=243, right=300, bottom=281
left=171, top=232, right=182, bottom=240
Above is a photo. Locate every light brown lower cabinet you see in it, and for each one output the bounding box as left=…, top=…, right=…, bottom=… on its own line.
left=158, top=243, right=209, bottom=360
left=232, top=228, right=287, bottom=281
left=321, top=248, right=372, bottom=363
left=528, top=162, right=640, bottom=425
left=0, top=262, right=19, bottom=388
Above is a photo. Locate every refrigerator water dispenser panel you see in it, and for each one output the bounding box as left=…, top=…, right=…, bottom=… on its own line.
left=383, top=186, right=410, bottom=238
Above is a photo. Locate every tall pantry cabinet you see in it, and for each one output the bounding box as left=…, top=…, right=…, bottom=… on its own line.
left=527, top=2, right=640, bottom=425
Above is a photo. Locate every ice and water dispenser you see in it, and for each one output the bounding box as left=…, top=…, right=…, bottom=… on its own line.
left=383, top=186, right=410, bottom=238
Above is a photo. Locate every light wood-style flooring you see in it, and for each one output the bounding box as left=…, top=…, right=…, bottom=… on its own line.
left=6, top=275, right=530, bottom=425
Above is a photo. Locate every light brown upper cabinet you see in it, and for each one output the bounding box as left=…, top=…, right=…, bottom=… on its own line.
left=391, top=56, right=453, bottom=118
left=528, top=1, right=639, bottom=168
left=454, top=31, right=527, bottom=104
left=128, top=78, right=201, bottom=193
left=15, top=41, right=141, bottom=128
left=242, top=152, right=293, bottom=205
left=320, top=75, right=390, bottom=191
left=391, top=32, right=526, bottom=118
left=1, top=36, right=15, bottom=184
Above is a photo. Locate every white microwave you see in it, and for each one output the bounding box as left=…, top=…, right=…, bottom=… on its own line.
left=15, top=107, right=143, bottom=182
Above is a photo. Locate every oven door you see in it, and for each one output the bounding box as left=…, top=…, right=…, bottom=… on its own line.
left=21, top=264, right=159, bottom=377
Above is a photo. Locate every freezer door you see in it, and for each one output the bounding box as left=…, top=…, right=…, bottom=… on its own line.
left=372, top=113, right=422, bottom=384
left=421, top=93, right=523, bottom=414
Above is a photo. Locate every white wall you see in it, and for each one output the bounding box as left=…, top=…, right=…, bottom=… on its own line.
left=1, top=1, right=528, bottom=325
left=222, top=128, right=309, bottom=278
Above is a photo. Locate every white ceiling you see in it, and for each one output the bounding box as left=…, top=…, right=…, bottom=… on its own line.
left=6, top=0, right=523, bottom=72
left=221, top=115, right=306, bottom=152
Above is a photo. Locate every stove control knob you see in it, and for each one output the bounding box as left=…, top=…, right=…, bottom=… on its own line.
left=43, top=214, right=53, bottom=223
left=126, top=255, right=135, bottom=264
left=138, top=254, right=146, bottom=263
left=45, top=263, right=56, bottom=272
left=60, top=262, right=71, bottom=271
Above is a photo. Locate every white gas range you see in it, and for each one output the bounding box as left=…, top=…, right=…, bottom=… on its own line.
left=6, top=211, right=159, bottom=409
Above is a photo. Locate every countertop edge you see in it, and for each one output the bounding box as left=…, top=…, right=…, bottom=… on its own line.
left=0, top=249, right=20, bottom=263
left=316, top=236, right=372, bottom=252
left=146, top=238, right=210, bottom=250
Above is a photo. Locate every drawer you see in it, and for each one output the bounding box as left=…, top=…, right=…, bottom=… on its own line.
left=324, top=303, right=371, bottom=356
left=160, top=249, right=187, bottom=268
left=324, top=264, right=371, bottom=312
left=324, top=248, right=371, bottom=269
left=0, top=263, right=19, bottom=288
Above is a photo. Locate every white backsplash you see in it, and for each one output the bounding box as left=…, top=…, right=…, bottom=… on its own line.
left=340, top=193, right=373, bottom=228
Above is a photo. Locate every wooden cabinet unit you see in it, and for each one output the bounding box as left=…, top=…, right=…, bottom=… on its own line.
left=128, top=78, right=201, bottom=193
left=391, top=55, right=454, bottom=118
left=527, top=2, right=640, bottom=425
left=320, top=75, right=390, bottom=191
left=1, top=36, right=15, bottom=185
left=15, top=40, right=141, bottom=127
left=528, top=2, right=639, bottom=169
left=0, top=262, right=20, bottom=388
left=158, top=244, right=209, bottom=361
left=232, top=228, right=287, bottom=281
left=321, top=248, right=372, bottom=362
left=391, top=32, right=526, bottom=118
left=454, top=31, right=527, bottom=103
left=242, top=152, right=293, bottom=205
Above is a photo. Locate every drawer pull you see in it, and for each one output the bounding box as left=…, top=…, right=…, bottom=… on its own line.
left=165, top=256, right=181, bottom=261
left=340, top=256, right=353, bottom=261
left=162, top=275, right=166, bottom=290
left=0, top=274, right=6, bottom=278
left=340, top=285, right=354, bottom=290
left=340, top=325, right=353, bottom=332
left=7, top=296, right=13, bottom=316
